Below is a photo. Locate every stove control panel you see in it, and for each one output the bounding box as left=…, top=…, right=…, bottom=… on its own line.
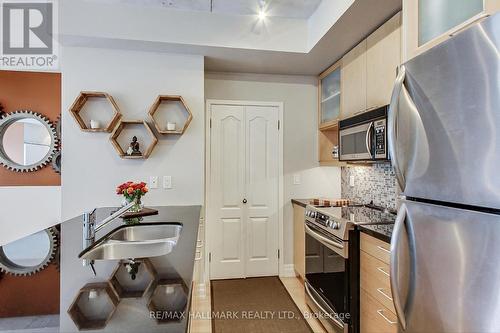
left=306, top=208, right=342, bottom=231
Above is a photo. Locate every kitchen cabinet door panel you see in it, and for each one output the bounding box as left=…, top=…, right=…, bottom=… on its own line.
left=367, top=12, right=401, bottom=109
left=341, top=40, right=367, bottom=119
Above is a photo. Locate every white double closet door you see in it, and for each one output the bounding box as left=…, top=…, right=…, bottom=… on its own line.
left=209, top=102, right=279, bottom=279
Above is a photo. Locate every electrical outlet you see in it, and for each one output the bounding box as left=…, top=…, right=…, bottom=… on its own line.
left=163, top=176, right=172, bottom=189
left=349, top=175, right=355, bottom=187
left=150, top=176, right=158, bottom=189
left=293, top=173, right=301, bottom=185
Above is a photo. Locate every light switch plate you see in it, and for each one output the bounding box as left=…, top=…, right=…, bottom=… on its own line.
left=150, top=176, right=158, bottom=189
left=293, top=173, right=301, bottom=185
left=163, top=176, right=172, bottom=189
left=349, top=175, right=355, bottom=187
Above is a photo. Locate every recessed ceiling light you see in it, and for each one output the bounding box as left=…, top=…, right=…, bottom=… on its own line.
left=258, top=0, right=267, bottom=20
left=258, top=9, right=267, bottom=20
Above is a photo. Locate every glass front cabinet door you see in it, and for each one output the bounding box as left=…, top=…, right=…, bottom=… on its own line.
left=403, top=0, right=500, bottom=60
left=318, top=61, right=341, bottom=129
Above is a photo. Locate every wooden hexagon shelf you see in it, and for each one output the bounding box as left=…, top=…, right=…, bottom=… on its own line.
left=110, top=120, right=158, bottom=159
left=147, top=278, right=189, bottom=324
left=67, top=282, right=119, bottom=331
left=109, top=259, right=158, bottom=299
left=148, top=95, right=193, bottom=135
left=69, top=91, right=122, bottom=132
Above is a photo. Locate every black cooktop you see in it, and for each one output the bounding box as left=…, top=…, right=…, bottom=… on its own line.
left=340, top=205, right=396, bottom=224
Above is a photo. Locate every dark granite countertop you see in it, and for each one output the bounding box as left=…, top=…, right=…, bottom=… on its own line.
left=291, top=199, right=310, bottom=208
left=357, top=223, right=393, bottom=243
left=61, top=205, right=201, bottom=333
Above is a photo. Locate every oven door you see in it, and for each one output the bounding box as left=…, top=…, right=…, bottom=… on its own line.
left=305, top=221, right=349, bottom=333
left=339, top=121, right=374, bottom=161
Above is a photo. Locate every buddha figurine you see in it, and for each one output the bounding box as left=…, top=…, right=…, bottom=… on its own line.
left=127, top=136, right=142, bottom=156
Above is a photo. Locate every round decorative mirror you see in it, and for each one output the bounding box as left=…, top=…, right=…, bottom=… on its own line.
left=0, top=111, right=58, bottom=172
left=0, top=228, right=57, bottom=276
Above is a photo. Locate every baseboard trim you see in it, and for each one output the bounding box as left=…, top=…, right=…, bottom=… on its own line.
left=280, top=264, right=296, bottom=278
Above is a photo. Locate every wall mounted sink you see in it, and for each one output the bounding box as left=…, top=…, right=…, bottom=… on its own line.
left=79, top=223, right=182, bottom=261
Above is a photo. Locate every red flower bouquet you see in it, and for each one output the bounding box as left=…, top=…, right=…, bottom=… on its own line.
left=116, top=181, right=148, bottom=212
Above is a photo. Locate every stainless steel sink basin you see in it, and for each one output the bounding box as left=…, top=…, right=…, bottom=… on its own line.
left=79, top=223, right=182, bottom=261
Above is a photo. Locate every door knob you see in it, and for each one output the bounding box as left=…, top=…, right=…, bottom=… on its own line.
left=243, top=199, right=247, bottom=204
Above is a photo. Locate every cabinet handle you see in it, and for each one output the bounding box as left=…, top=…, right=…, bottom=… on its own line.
left=197, top=240, right=203, bottom=248
left=195, top=251, right=202, bottom=261
left=377, top=267, right=390, bottom=276
left=377, top=288, right=393, bottom=301
left=449, top=13, right=490, bottom=37
left=377, top=309, right=397, bottom=325
left=243, top=199, right=247, bottom=204
left=377, top=245, right=390, bottom=254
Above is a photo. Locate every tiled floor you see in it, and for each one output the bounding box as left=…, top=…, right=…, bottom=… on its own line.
left=280, top=277, right=327, bottom=333
left=189, top=282, right=212, bottom=333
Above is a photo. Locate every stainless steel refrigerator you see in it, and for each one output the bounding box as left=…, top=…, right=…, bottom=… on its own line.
left=388, top=12, right=500, bottom=333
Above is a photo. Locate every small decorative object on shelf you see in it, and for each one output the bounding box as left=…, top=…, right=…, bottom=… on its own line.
left=116, top=181, right=149, bottom=213
left=166, top=122, right=176, bottom=131
left=90, top=119, right=101, bottom=129
left=126, top=136, right=142, bottom=156
left=110, top=120, right=158, bottom=159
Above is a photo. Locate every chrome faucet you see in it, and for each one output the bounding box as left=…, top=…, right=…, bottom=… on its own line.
left=82, top=201, right=136, bottom=275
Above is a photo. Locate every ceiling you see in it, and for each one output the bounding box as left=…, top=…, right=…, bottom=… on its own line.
left=91, top=0, right=323, bottom=18
left=65, top=0, right=402, bottom=75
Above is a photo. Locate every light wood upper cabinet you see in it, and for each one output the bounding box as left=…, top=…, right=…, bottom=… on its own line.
left=318, top=61, right=341, bottom=129
left=341, top=40, right=367, bottom=119
left=367, top=12, right=401, bottom=109
left=318, top=61, right=344, bottom=166
left=403, top=0, right=500, bottom=61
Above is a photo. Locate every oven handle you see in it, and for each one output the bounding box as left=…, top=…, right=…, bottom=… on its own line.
left=305, top=223, right=344, bottom=250
left=365, top=121, right=374, bottom=159
left=305, top=282, right=345, bottom=330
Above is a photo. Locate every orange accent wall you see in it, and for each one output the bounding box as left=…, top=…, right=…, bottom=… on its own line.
left=0, top=70, right=61, bottom=317
left=0, top=70, right=61, bottom=186
left=0, top=264, right=60, bottom=318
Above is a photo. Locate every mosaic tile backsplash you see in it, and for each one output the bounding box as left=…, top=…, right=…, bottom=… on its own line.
left=341, top=163, right=399, bottom=210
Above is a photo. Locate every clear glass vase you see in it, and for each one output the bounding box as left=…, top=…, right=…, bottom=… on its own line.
left=124, top=197, right=142, bottom=213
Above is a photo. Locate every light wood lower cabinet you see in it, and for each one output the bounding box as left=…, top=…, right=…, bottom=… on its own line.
left=360, top=289, right=398, bottom=333
left=293, top=203, right=305, bottom=279
left=360, top=232, right=391, bottom=264
left=360, top=233, right=398, bottom=333
left=360, top=251, right=394, bottom=313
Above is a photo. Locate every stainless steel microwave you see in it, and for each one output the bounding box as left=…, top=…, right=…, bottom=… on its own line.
left=339, top=106, right=389, bottom=162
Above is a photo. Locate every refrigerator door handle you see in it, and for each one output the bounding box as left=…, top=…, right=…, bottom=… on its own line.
left=388, top=65, right=406, bottom=189
left=390, top=204, right=408, bottom=330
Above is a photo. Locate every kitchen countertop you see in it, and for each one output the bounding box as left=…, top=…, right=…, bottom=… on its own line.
left=357, top=223, right=393, bottom=243
left=60, top=205, right=201, bottom=333
left=291, top=199, right=310, bottom=208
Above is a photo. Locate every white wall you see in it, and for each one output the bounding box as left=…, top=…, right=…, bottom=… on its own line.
left=61, top=47, right=205, bottom=221
left=205, top=72, right=341, bottom=266
left=0, top=186, right=61, bottom=246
